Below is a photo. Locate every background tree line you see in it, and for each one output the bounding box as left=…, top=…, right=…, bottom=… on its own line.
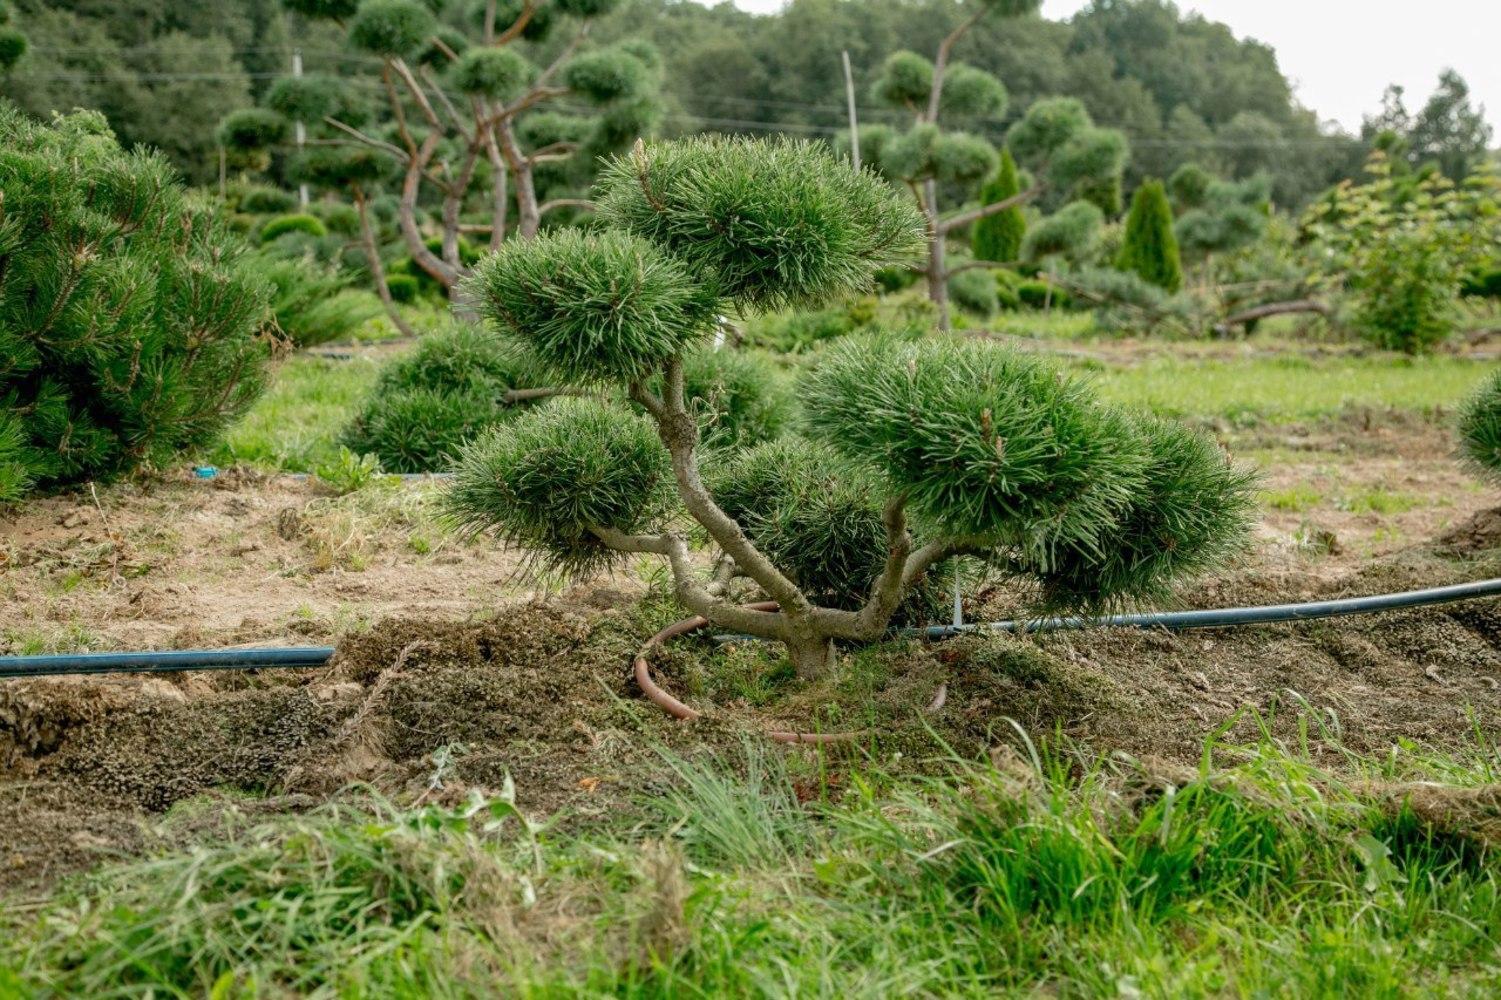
left=1, top=0, right=1492, bottom=206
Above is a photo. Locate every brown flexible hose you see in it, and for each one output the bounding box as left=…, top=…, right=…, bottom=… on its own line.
left=632, top=601, right=947, bottom=744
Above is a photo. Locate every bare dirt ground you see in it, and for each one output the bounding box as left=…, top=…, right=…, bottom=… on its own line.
left=4, top=412, right=1501, bottom=889
left=1, top=413, right=1484, bottom=654
left=0, top=471, right=621, bottom=654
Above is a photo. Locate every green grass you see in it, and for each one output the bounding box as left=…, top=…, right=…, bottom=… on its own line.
left=205, top=356, right=378, bottom=473
left=1261, top=484, right=1325, bottom=512
left=1085, top=354, right=1492, bottom=424
left=209, top=335, right=1493, bottom=476
left=8, top=732, right=1501, bottom=996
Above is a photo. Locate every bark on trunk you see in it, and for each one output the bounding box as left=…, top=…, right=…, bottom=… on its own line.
left=354, top=192, right=419, bottom=340
left=786, top=633, right=837, bottom=681
left=925, top=180, right=950, bottom=333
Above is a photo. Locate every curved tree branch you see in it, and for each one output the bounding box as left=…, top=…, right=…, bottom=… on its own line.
left=939, top=184, right=1042, bottom=234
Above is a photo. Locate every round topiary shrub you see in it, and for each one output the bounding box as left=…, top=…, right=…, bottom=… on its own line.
left=349, top=0, right=436, bottom=58
left=0, top=107, right=270, bottom=497
left=447, top=397, right=672, bottom=574
left=948, top=267, right=999, bottom=318
left=260, top=213, right=329, bottom=244
left=1017, top=279, right=1071, bottom=310
left=447, top=136, right=1252, bottom=679
left=341, top=325, right=547, bottom=473
left=311, top=201, right=360, bottom=236
left=385, top=273, right=420, bottom=303
left=450, top=47, right=533, bottom=99
left=1459, top=369, right=1501, bottom=482
left=238, top=185, right=297, bottom=215
left=677, top=348, right=793, bottom=450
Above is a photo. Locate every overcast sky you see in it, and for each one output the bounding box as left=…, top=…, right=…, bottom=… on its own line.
left=723, top=0, right=1499, bottom=135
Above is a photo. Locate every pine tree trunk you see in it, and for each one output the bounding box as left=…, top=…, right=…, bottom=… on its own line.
left=786, top=634, right=837, bottom=681
left=926, top=180, right=950, bottom=332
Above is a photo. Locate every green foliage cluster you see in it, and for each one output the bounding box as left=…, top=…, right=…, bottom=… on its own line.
left=450, top=48, right=532, bottom=99
left=1302, top=154, right=1501, bottom=353
left=247, top=252, right=380, bottom=349
left=448, top=397, right=672, bottom=574
left=972, top=150, right=1026, bottom=263
left=471, top=228, right=717, bottom=384
left=678, top=349, right=793, bottom=450
left=349, top=0, right=435, bottom=57
left=803, top=337, right=1254, bottom=608
left=948, top=268, right=1000, bottom=317
left=562, top=47, right=652, bottom=105
left=1022, top=200, right=1104, bottom=264
left=342, top=325, right=543, bottom=474
left=705, top=436, right=957, bottom=621
left=260, top=213, right=329, bottom=244
left=1174, top=174, right=1271, bottom=259
left=0, top=107, right=269, bottom=499
left=597, top=136, right=925, bottom=310
left=707, top=437, right=895, bottom=611
left=1116, top=180, right=1183, bottom=292
left=1458, top=369, right=1501, bottom=482
left=1064, top=266, right=1198, bottom=336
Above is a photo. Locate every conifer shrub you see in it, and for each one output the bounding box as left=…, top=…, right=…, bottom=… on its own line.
left=1116, top=180, right=1183, bottom=293
left=310, top=202, right=361, bottom=237
left=1021, top=200, right=1104, bottom=265
left=1017, top=280, right=1070, bottom=310
left=678, top=349, right=793, bottom=450
left=993, top=269, right=1023, bottom=311
left=385, top=274, right=420, bottom=304
left=948, top=268, right=999, bottom=317
left=260, top=213, right=329, bottom=244
left=341, top=325, right=546, bottom=473
left=445, top=136, right=1256, bottom=679
left=238, top=185, right=297, bottom=215
left=0, top=106, right=269, bottom=497
left=1459, top=370, right=1501, bottom=481
left=247, top=252, right=379, bottom=349
left=972, top=150, right=1026, bottom=263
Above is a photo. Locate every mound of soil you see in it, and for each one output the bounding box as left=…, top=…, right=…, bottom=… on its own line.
left=6, top=542, right=1501, bottom=891
left=913, top=549, right=1501, bottom=767
left=1437, top=506, right=1501, bottom=555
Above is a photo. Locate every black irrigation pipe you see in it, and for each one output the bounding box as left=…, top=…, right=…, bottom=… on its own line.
left=920, top=577, right=1501, bottom=639
left=0, top=646, right=337, bottom=679
left=190, top=467, right=453, bottom=483
left=4, top=579, right=1501, bottom=681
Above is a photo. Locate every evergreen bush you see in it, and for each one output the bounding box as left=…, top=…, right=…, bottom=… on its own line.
left=238, top=185, right=297, bottom=215
left=948, top=268, right=999, bottom=317
left=972, top=150, right=1025, bottom=263
left=677, top=349, right=793, bottom=450
left=0, top=107, right=269, bottom=497
left=1116, top=180, right=1183, bottom=293
left=1459, top=370, right=1501, bottom=481
left=260, top=213, right=329, bottom=244
left=341, top=325, right=545, bottom=473
left=446, top=137, right=1255, bottom=678
left=246, top=252, right=379, bottom=348
left=385, top=274, right=420, bottom=304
